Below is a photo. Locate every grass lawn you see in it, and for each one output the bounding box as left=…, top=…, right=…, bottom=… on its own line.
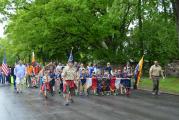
left=139, top=77, right=179, bottom=94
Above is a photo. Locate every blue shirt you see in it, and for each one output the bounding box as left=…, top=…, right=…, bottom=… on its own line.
left=14, top=64, right=26, bottom=79
left=88, top=67, right=94, bottom=78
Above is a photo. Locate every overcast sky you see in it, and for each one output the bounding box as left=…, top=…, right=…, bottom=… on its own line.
left=0, top=23, right=4, bottom=38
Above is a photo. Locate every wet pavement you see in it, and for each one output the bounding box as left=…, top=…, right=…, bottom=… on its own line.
left=0, top=85, right=179, bottom=120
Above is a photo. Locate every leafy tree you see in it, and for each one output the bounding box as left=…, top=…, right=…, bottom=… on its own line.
left=0, top=0, right=178, bottom=66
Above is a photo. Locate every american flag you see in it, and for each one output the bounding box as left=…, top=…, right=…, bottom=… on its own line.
left=2, top=53, right=9, bottom=76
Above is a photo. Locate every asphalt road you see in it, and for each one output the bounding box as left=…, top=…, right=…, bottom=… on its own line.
left=0, top=85, right=179, bottom=120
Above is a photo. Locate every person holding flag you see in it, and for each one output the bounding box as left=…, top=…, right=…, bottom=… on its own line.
left=134, top=56, right=144, bottom=89
left=2, top=52, right=9, bottom=84
left=62, top=47, right=77, bottom=106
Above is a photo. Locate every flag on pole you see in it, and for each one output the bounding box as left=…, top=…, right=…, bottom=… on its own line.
left=32, top=51, right=35, bottom=63
left=2, top=52, right=9, bottom=76
left=68, top=47, right=73, bottom=62
left=134, top=56, right=144, bottom=88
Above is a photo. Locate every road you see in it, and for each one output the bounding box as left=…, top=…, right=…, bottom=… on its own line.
left=0, top=85, right=179, bottom=120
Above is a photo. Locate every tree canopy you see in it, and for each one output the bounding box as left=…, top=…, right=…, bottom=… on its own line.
left=0, top=0, right=179, bottom=65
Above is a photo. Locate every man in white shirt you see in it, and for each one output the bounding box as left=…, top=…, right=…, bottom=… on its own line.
left=14, top=61, right=26, bottom=93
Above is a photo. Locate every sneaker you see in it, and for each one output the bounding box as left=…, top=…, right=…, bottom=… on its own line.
left=152, top=92, right=155, bottom=95
left=64, top=102, right=69, bottom=106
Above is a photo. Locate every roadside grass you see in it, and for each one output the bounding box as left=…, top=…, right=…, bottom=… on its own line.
left=139, top=77, right=179, bottom=94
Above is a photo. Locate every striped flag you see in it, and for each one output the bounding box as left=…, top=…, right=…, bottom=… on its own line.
left=134, top=56, right=144, bottom=88
left=2, top=52, right=9, bottom=76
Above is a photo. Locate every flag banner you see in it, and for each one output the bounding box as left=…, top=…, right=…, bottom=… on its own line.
left=2, top=52, right=9, bottom=76
left=134, top=56, right=144, bottom=86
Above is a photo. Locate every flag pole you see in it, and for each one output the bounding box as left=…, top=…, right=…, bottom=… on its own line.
left=71, top=47, right=74, bottom=52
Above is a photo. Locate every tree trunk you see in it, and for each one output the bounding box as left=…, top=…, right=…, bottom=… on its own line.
left=138, top=0, right=143, bottom=55
left=171, top=0, right=176, bottom=21
left=175, top=0, right=179, bottom=48
left=134, top=0, right=143, bottom=89
left=162, top=0, right=167, bottom=21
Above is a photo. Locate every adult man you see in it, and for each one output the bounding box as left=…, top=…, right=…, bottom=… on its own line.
left=149, top=61, right=165, bottom=95
left=62, top=61, right=76, bottom=106
left=14, top=61, right=26, bottom=93
left=105, top=62, right=112, bottom=75
left=56, top=63, right=62, bottom=72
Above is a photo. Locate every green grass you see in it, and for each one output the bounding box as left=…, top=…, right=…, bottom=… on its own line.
left=139, top=77, right=179, bottom=94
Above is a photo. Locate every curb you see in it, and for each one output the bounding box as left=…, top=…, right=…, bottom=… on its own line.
left=138, top=88, right=179, bottom=96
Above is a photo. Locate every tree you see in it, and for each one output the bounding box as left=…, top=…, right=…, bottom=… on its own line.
left=175, top=0, right=179, bottom=47
left=0, top=0, right=179, bottom=65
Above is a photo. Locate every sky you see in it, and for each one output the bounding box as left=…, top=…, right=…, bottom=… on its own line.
left=0, top=23, right=4, bottom=38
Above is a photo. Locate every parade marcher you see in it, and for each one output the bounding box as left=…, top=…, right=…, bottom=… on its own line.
left=79, top=69, right=87, bottom=96
left=79, top=63, right=85, bottom=73
left=56, top=63, right=62, bottom=72
left=110, top=72, right=117, bottom=95
left=54, top=69, right=60, bottom=94
left=115, top=69, right=123, bottom=94
left=92, top=63, right=97, bottom=74
left=6, top=66, right=11, bottom=84
left=91, top=73, right=97, bottom=95
left=40, top=70, right=50, bottom=98
left=58, top=68, right=64, bottom=95
left=102, top=71, right=110, bottom=95
left=96, top=71, right=103, bottom=95
left=2, top=71, right=6, bottom=84
left=87, top=63, right=94, bottom=78
left=49, top=69, right=56, bottom=96
left=105, top=62, right=112, bottom=75
left=120, top=67, right=131, bottom=95
left=149, top=61, right=165, bottom=95
left=11, top=64, right=16, bottom=90
left=14, top=61, right=26, bottom=93
left=116, top=68, right=123, bottom=78
left=62, top=61, right=77, bottom=106
left=38, top=67, right=44, bottom=95
left=26, top=63, right=33, bottom=88
left=75, top=68, right=80, bottom=96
